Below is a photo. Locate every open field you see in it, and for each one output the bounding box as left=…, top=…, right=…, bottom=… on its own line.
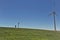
left=0, top=27, right=60, bottom=40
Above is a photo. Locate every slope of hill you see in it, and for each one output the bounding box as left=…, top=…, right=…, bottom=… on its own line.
left=0, top=27, right=60, bottom=40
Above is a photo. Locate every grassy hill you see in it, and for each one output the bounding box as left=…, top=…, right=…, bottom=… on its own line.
left=0, top=27, right=60, bottom=40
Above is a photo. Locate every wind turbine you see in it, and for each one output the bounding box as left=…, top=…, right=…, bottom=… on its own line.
left=17, top=16, right=20, bottom=28
left=17, top=16, right=22, bottom=28
left=50, top=0, right=57, bottom=31
left=18, top=22, right=20, bottom=28
left=50, top=11, right=56, bottom=31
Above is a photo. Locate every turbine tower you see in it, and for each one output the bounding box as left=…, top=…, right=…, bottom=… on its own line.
left=18, top=22, right=20, bottom=28
left=17, top=16, right=20, bottom=28
left=52, top=11, right=56, bottom=31
left=50, top=0, right=57, bottom=31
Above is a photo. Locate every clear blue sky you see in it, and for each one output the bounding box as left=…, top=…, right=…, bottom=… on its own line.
left=0, top=0, right=60, bottom=30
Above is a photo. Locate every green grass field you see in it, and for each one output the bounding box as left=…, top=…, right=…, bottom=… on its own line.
left=0, top=27, right=60, bottom=40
